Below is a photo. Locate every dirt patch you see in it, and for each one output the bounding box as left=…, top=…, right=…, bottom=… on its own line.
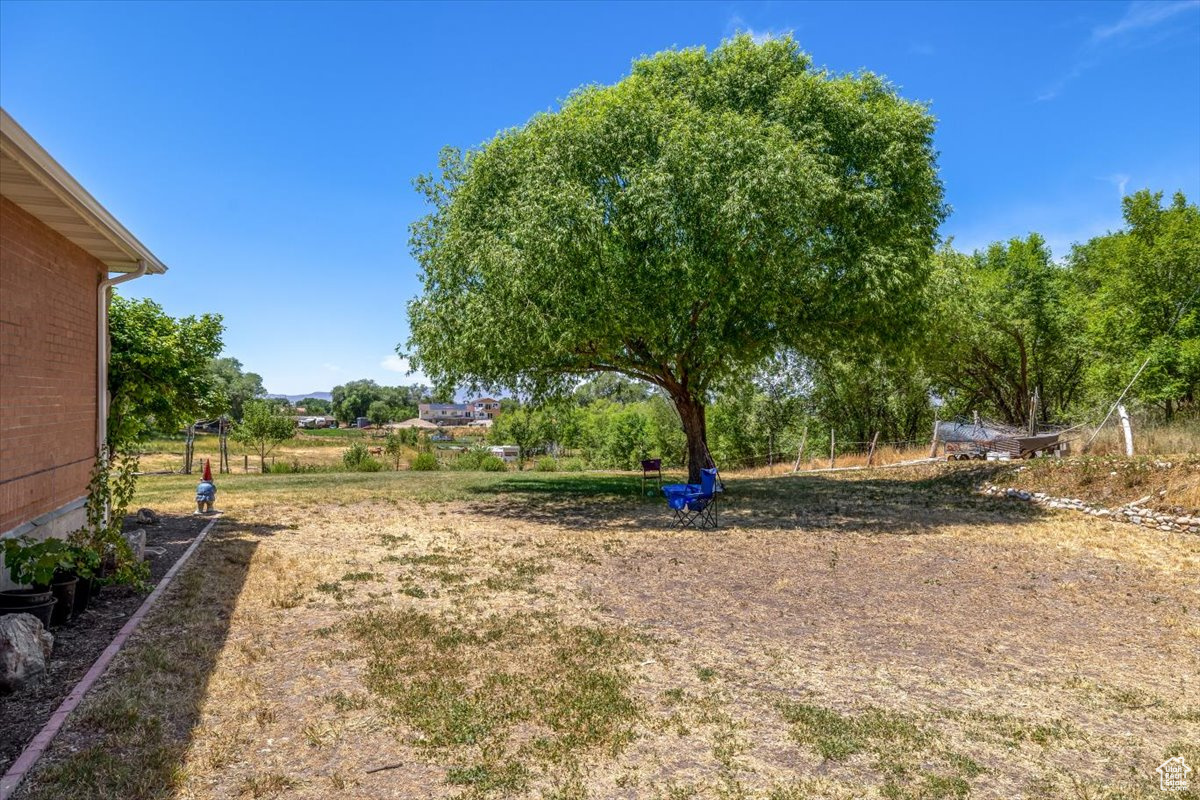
left=0, top=513, right=210, bottom=774
left=14, top=469, right=1200, bottom=799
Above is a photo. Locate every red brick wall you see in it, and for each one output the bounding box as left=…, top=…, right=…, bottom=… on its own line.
left=0, top=195, right=101, bottom=534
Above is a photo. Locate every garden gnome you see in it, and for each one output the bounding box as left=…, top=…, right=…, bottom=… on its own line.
left=195, top=459, right=217, bottom=514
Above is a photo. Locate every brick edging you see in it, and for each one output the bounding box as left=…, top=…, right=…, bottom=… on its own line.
left=0, top=515, right=222, bottom=800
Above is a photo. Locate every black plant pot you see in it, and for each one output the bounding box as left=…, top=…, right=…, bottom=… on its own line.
left=0, top=597, right=56, bottom=628
left=49, top=576, right=77, bottom=626
left=72, top=577, right=97, bottom=615
left=0, top=587, right=54, bottom=607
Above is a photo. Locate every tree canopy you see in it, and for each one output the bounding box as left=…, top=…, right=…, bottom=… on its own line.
left=208, top=357, right=266, bottom=421
left=331, top=379, right=430, bottom=424
left=408, top=35, right=945, bottom=480
left=107, top=293, right=225, bottom=449
left=1070, top=190, right=1200, bottom=419
left=925, top=235, right=1083, bottom=426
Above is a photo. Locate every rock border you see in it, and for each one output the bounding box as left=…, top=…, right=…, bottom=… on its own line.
left=979, top=483, right=1199, bottom=534
left=0, top=515, right=222, bottom=800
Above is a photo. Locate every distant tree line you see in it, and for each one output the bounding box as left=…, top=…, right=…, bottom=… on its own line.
left=107, top=186, right=1196, bottom=473
left=329, top=379, right=435, bottom=425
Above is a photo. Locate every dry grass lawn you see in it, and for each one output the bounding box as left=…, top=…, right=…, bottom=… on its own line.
left=15, top=465, right=1199, bottom=800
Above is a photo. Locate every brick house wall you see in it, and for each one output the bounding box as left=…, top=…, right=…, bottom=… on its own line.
left=0, top=194, right=100, bottom=537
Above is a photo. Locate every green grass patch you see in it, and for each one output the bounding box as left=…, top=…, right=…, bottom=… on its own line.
left=348, top=609, right=641, bottom=795
left=779, top=701, right=980, bottom=799
left=481, top=558, right=552, bottom=592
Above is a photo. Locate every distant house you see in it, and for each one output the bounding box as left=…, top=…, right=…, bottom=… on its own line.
left=418, top=398, right=503, bottom=427
left=1, top=109, right=166, bottom=574
left=471, top=398, right=501, bottom=421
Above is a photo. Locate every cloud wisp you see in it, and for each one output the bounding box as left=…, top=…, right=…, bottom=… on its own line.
left=1038, top=0, right=1199, bottom=100
left=725, top=14, right=793, bottom=44
left=1092, top=0, right=1199, bottom=42
left=1100, top=172, right=1132, bottom=198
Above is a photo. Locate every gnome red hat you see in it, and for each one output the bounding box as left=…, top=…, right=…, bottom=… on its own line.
left=203, top=459, right=213, bottom=482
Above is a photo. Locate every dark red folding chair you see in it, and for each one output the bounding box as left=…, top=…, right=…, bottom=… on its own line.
left=640, top=458, right=662, bottom=495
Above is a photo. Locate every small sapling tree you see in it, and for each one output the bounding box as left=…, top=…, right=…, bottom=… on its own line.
left=384, top=431, right=405, bottom=470
left=233, top=400, right=297, bottom=472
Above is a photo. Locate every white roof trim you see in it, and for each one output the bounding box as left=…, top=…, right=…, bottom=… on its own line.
left=0, top=108, right=167, bottom=274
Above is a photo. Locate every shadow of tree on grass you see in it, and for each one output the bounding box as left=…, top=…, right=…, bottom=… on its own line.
left=463, top=464, right=1044, bottom=534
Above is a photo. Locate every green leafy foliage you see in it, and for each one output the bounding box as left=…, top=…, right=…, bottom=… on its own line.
left=924, top=236, right=1083, bottom=426
left=71, top=449, right=147, bottom=589
left=383, top=431, right=407, bottom=469
left=208, top=357, right=265, bottom=421
left=446, top=448, right=507, bottom=472
left=298, top=397, right=332, bottom=414
left=408, top=35, right=945, bottom=480
left=807, top=351, right=935, bottom=445
left=331, top=380, right=430, bottom=425
left=410, top=452, right=440, bottom=471
left=342, top=442, right=384, bottom=472
left=107, top=293, right=225, bottom=448
left=1070, top=190, right=1200, bottom=420
left=3, top=537, right=73, bottom=588
left=367, top=400, right=393, bottom=427
left=232, top=400, right=297, bottom=472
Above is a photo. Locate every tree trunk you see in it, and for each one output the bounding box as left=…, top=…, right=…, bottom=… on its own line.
left=674, top=395, right=709, bottom=484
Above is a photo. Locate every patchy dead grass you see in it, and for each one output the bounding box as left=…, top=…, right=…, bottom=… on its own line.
left=990, top=454, right=1200, bottom=513
left=15, top=466, right=1199, bottom=800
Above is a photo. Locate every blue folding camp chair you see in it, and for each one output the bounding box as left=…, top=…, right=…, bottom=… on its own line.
left=662, top=467, right=721, bottom=529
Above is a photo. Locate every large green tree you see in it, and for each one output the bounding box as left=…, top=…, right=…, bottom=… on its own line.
left=407, top=36, right=944, bottom=480
left=208, top=357, right=265, bottom=421
left=1070, top=190, right=1200, bottom=420
left=107, top=293, right=225, bottom=448
left=924, top=236, right=1083, bottom=426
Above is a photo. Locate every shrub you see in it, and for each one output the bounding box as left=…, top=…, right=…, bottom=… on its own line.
left=561, top=457, right=586, bottom=472
left=535, top=456, right=558, bottom=472
left=477, top=455, right=507, bottom=472
left=447, top=447, right=508, bottom=472
left=410, top=452, right=440, bottom=471
left=343, top=442, right=370, bottom=469
left=342, top=442, right=384, bottom=472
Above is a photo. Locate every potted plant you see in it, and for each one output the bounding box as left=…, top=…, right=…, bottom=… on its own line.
left=0, top=537, right=72, bottom=627
left=65, top=542, right=102, bottom=615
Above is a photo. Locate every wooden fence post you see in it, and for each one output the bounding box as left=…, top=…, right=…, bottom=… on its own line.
left=866, top=432, right=880, bottom=467
left=829, top=429, right=835, bottom=469
left=183, top=423, right=195, bottom=475
left=792, top=427, right=808, bottom=473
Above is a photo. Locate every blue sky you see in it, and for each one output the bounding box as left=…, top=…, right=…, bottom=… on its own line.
left=2, top=1, right=1198, bottom=395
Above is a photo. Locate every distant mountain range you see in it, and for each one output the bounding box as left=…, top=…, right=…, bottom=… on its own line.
left=267, top=391, right=333, bottom=403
